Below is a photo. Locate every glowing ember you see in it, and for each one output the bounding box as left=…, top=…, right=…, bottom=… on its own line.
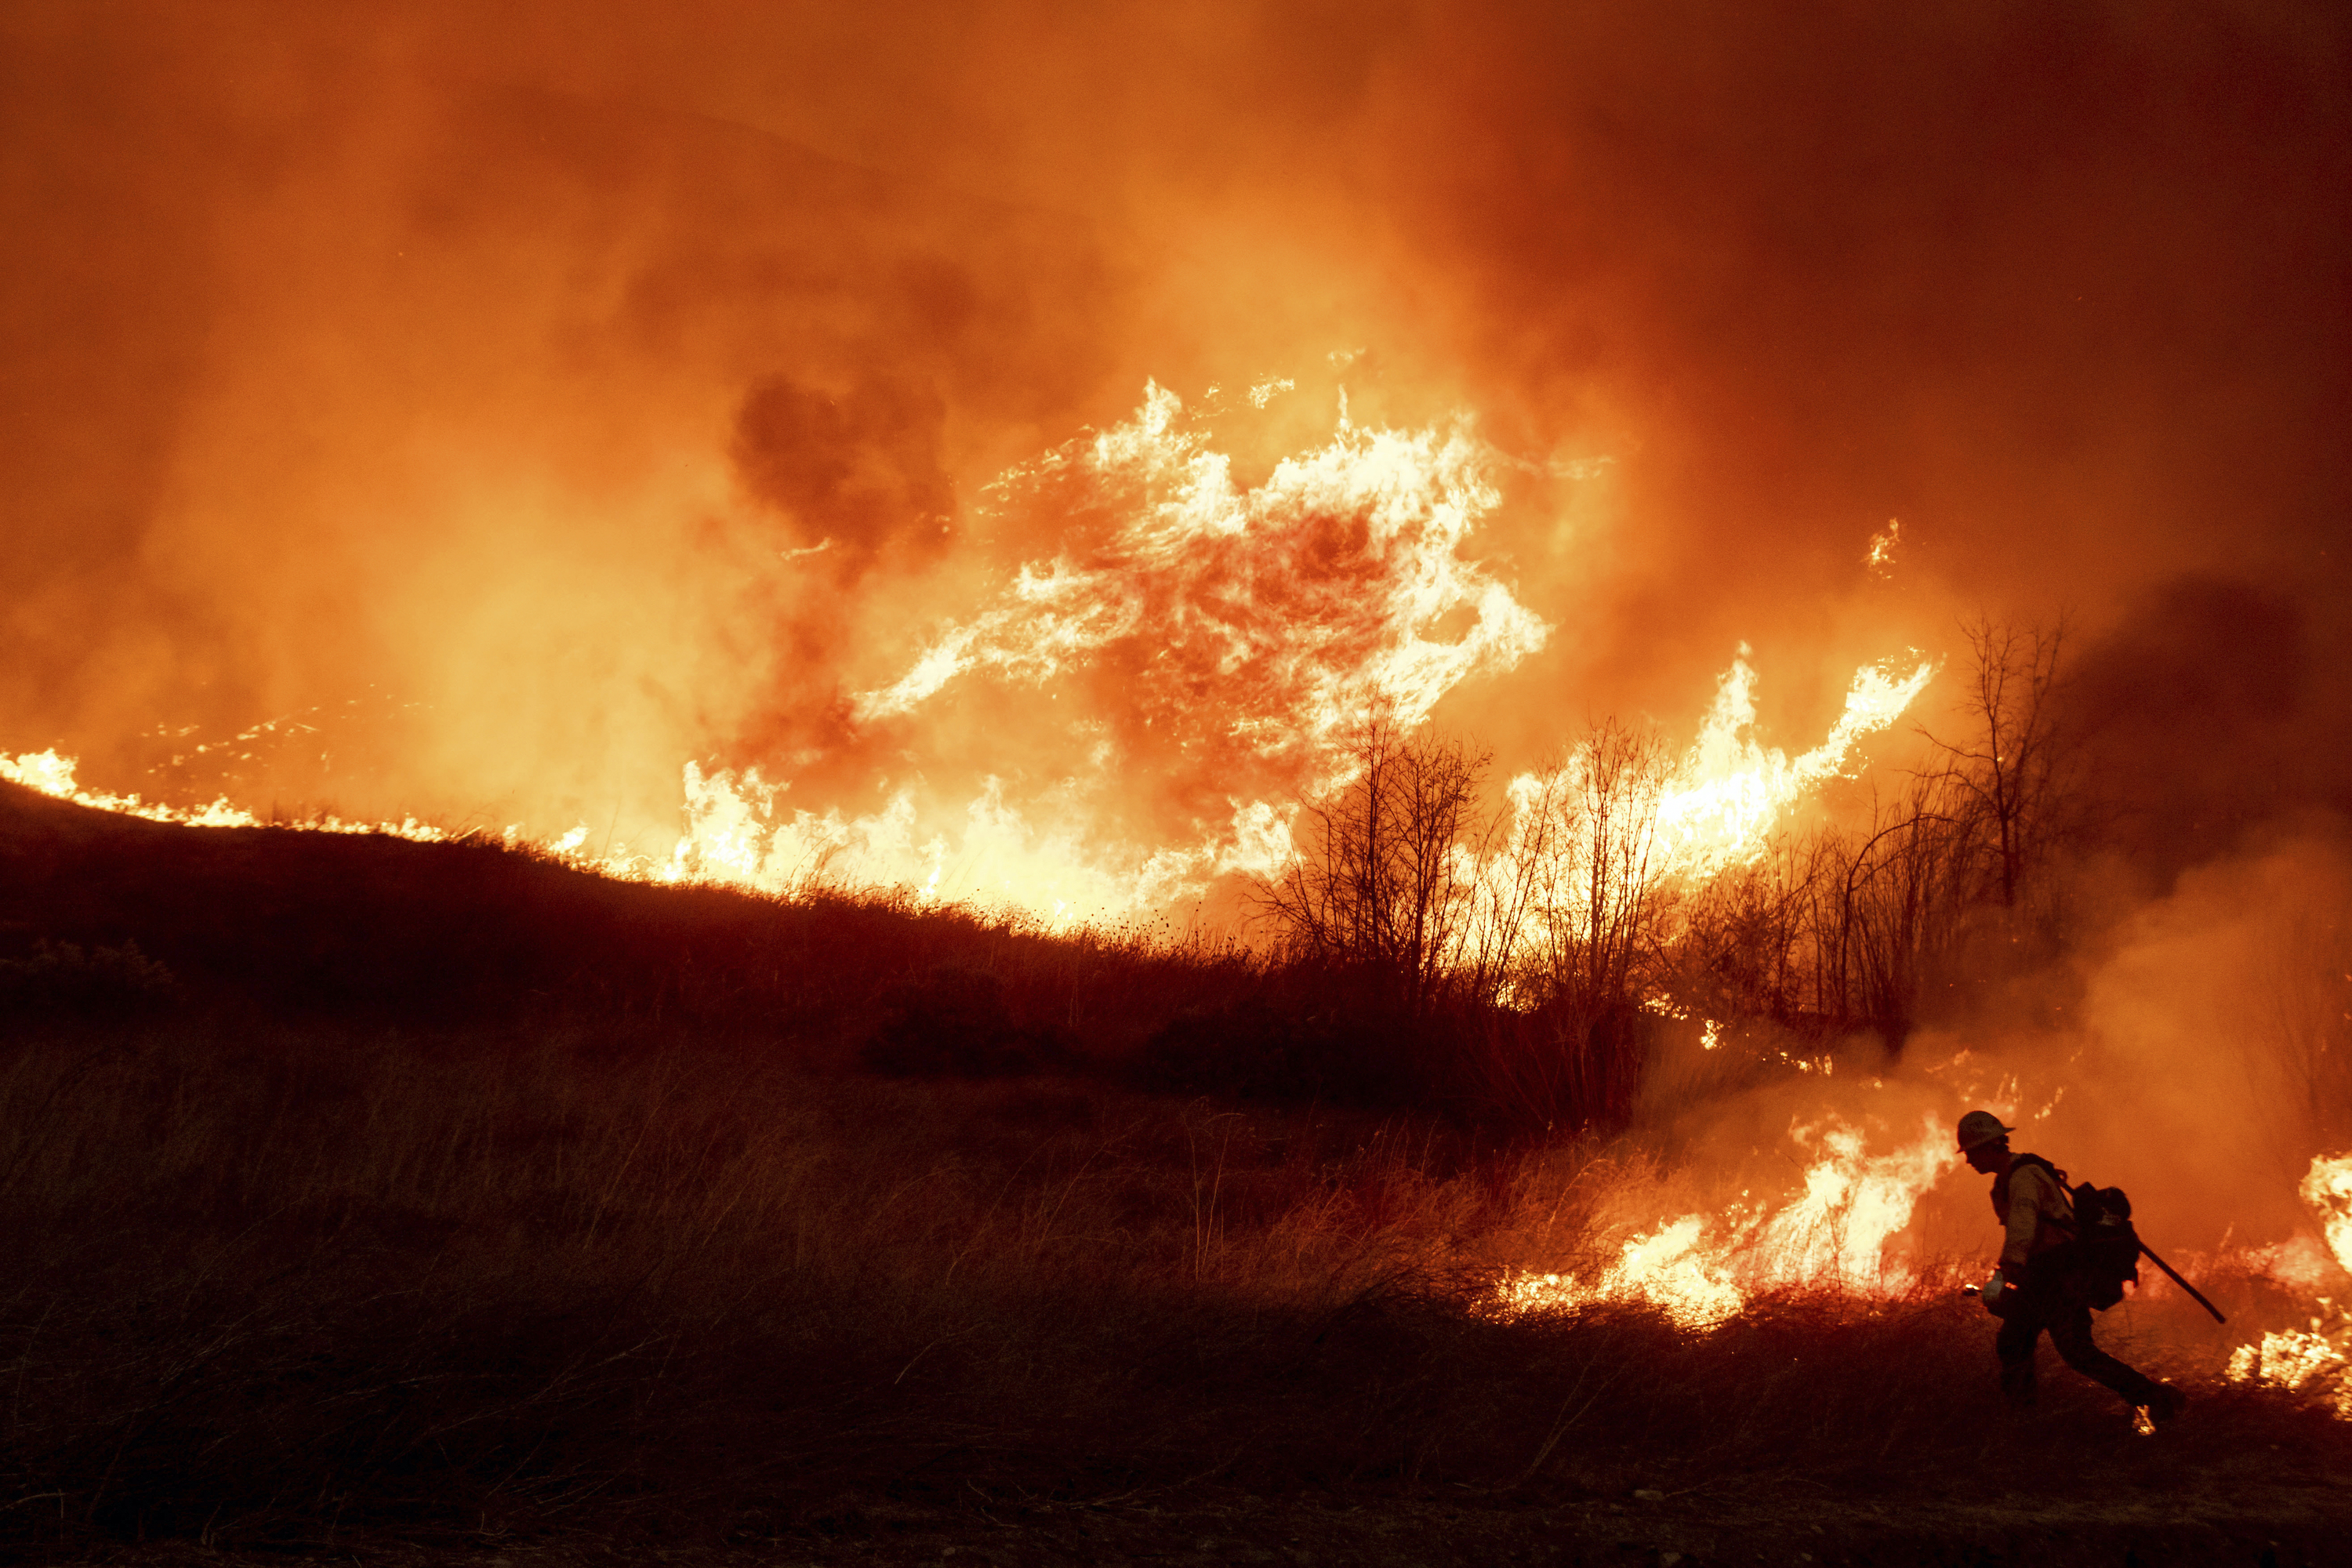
left=1498, top=1114, right=1951, bottom=1329
left=1866, top=519, right=1901, bottom=576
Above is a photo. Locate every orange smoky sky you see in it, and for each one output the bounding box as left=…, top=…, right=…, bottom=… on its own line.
left=3, top=1, right=2346, bottom=873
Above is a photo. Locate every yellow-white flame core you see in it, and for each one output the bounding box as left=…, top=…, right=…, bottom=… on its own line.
left=1503, top=1214, right=1747, bottom=1330
left=2229, top=1327, right=2352, bottom=1416
left=1866, top=519, right=1900, bottom=575
left=1497, top=1114, right=1951, bottom=1329
left=1654, top=654, right=1938, bottom=880
left=1, top=750, right=447, bottom=843
left=669, top=383, right=1561, bottom=921
left=2300, top=1151, right=2352, bottom=1277
left=855, top=383, right=1548, bottom=762
left=2, top=387, right=1938, bottom=934
left=2225, top=1152, right=2352, bottom=1417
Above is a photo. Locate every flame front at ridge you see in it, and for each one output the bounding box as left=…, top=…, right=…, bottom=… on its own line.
left=3, top=657, right=1938, bottom=933
left=0, top=749, right=450, bottom=842
left=3, top=382, right=1940, bottom=932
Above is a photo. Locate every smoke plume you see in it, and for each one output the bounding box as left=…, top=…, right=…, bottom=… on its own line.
left=4, top=0, right=2345, bottom=895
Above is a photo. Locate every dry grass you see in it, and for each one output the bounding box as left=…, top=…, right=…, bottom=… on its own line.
left=0, top=1017, right=2345, bottom=1554
left=4, top=784, right=2349, bottom=1553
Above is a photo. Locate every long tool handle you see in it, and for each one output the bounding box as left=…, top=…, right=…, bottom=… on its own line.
left=2138, top=1241, right=2227, bottom=1324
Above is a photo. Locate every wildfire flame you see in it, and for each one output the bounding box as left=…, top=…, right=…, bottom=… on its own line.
left=854, top=382, right=1544, bottom=746
left=2227, top=1151, right=2352, bottom=1416
left=4, top=383, right=1936, bottom=932
left=664, top=383, right=1551, bottom=918
left=1654, top=651, right=1936, bottom=879
left=659, top=385, right=1930, bottom=924
left=1866, top=519, right=1900, bottom=576
left=0, top=750, right=449, bottom=842
left=2230, top=1324, right=2351, bottom=1416
left=1498, top=1114, right=1953, bottom=1329
left=2302, top=1149, right=2352, bottom=1276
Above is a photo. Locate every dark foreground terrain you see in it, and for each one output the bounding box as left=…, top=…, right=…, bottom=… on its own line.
left=3, top=781, right=2349, bottom=1567
left=31, top=1483, right=2352, bottom=1567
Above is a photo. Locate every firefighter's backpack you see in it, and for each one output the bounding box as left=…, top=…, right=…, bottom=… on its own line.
left=2012, top=1153, right=2143, bottom=1310
left=2065, top=1180, right=2145, bottom=1309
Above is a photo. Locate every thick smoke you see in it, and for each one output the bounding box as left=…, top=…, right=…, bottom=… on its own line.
left=2067, top=577, right=2352, bottom=884
left=4, top=5, right=2346, bottom=885
left=7, top=2, right=2343, bottom=832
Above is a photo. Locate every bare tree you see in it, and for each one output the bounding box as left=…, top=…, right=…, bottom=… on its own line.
left=1803, top=614, right=2080, bottom=1047
left=1817, top=778, right=1973, bottom=1054
left=1255, top=717, right=1492, bottom=1018
left=1668, top=833, right=1828, bottom=1024
left=1920, top=615, right=2081, bottom=910
left=1522, top=717, right=1671, bottom=1019
left=1476, top=719, right=1677, bottom=1125
left=2252, top=896, right=2352, bottom=1178
left=1450, top=766, right=1556, bottom=1014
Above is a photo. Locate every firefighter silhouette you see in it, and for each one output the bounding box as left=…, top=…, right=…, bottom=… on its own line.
left=1957, top=1111, right=2184, bottom=1421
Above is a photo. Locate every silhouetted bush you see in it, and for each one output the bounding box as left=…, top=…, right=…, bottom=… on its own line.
left=0, top=938, right=178, bottom=1018
left=860, top=964, right=1074, bottom=1079
left=1132, top=968, right=1436, bottom=1107
left=0, top=777, right=1662, bottom=1132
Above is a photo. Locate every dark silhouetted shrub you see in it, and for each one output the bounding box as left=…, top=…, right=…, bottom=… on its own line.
left=0, top=939, right=179, bottom=1018
left=860, top=965, right=1073, bottom=1079
left=1133, top=975, right=1432, bottom=1108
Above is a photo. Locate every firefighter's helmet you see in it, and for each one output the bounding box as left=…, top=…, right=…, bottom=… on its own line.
left=1956, top=1110, right=2013, bottom=1152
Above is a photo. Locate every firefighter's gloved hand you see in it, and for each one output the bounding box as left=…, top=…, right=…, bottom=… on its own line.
left=1980, top=1272, right=2006, bottom=1310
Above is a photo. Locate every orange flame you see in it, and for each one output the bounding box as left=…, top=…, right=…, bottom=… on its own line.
left=5, top=384, right=1937, bottom=933
left=1498, top=1114, right=1953, bottom=1329
left=1866, top=519, right=1900, bottom=577
left=1476, top=652, right=1936, bottom=964
left=0, top=749, right=450, bottom=842
left=2227, top=1151, right=2352, bottom=1416
left=856, top=383, right=1547, bottom=757
left=669, top=382, right=1552, bottom=920
left=1656, top=650, right=1936, bottom=878
left=2302, top=1149, right=2352, bottom=1277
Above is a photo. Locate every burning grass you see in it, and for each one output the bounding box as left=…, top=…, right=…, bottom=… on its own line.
left=0, top=1015, right=2347, bottom=1555
left=5, top=782, right=2352, bottom=1555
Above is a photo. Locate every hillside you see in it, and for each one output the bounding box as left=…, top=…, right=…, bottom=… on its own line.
left=0, top=779, right=1278, bottom=1083
left=0, top=778, right=898, bottom=1030
left=2, top=785, right=2350, bottom=1566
